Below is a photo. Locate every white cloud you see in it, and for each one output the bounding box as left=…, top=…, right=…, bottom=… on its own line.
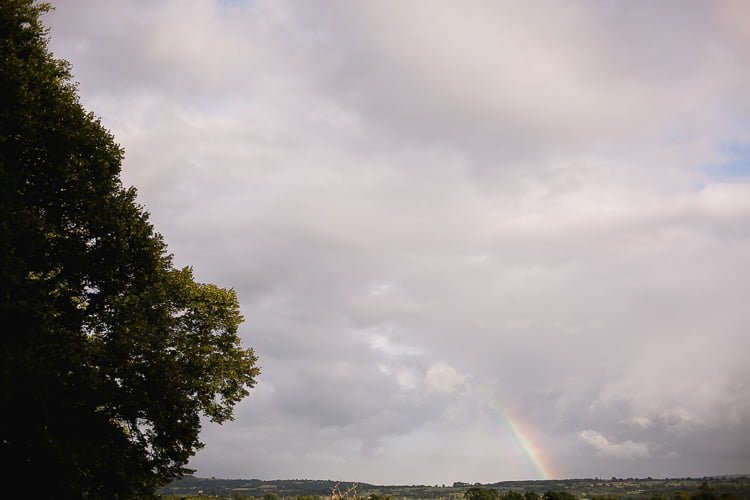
left=580, top=430, right=650, bottom=459
left=424, top=363, right=467, bottom=395
left=361, top=326, right=422, bottom=357
left=626, top=416, right=653, bottom=429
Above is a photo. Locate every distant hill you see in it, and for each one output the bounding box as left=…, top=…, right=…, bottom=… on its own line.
left=159, top=478, right=376, bottom=498
left=159, top=475, right=750, bottom=499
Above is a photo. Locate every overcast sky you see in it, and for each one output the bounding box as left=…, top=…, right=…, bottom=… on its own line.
left=45, top=0, right=750, bottom=484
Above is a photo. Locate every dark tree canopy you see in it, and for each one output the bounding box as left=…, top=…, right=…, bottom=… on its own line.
left=0, top=1, right=260, bottom=497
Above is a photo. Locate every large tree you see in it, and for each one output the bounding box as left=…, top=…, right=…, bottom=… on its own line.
left=0, top=1, right=260, bottom=497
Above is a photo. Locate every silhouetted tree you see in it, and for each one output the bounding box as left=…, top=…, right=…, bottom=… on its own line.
left=0, top=1, right=259, bottom=497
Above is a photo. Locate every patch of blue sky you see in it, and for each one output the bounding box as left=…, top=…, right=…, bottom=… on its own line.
left=217, top=0, right=259, bottom=16
left=218, top=0, right=247, bottom=7
left=701, top=141, right=750, bottom=184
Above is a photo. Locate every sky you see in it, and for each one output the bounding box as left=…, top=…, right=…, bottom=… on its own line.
left=45, top=0, right=750, bottom=485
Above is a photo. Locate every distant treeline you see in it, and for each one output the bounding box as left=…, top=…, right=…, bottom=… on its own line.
left=159, top=476, right=750, bottom=500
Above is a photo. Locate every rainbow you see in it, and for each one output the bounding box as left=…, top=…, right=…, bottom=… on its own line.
left=498, top=407, right=559, bottom=480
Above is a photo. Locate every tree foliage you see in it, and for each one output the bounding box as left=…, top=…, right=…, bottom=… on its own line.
left=692, top=482, right=717, bottom=500
left=504, top=490, right=524, bottom=500
left=543, top=491, right=576, bottom=500
left=0, top=1, right=260, bottom=497
left=465, top=486, right=502, bottom=500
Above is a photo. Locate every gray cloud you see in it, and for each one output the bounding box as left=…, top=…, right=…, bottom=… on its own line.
left=46, top=0, right=750, bottom=483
